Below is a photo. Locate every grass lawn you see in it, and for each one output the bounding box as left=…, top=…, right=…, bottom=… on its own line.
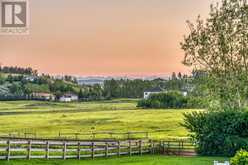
left=0, top=99, right=201, bottom=139
left=0, top=156, right=228, bottom=165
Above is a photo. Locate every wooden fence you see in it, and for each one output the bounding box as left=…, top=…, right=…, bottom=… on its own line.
left=3, top=131, right=151, bottom=140
left=0, top=138, right=196, bottom=160
left=157, top=140, right=196, bottom=156
left=58, top=131, right=150, bottom=140
left=0, top=139, right=151, bottom=160
left=2, top=130, right=186, bottom=140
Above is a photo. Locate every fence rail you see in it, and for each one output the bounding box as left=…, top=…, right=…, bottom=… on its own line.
left=1, top=130, right=189, bottom=141
left=0, top=139, right=151, bottom=160
left=58, top=131, right=150, bottom=140
left=157, top=140, right=196, bottom=156
left=1, top=131, right=151, bottom=140
left=0, top=138, right=196, bottom=160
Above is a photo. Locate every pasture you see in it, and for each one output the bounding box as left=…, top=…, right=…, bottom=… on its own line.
left=0, top=99, right=200, bottom=139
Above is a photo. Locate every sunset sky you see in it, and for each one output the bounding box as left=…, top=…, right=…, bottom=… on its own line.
left=1, top=0, right=218, bottom=76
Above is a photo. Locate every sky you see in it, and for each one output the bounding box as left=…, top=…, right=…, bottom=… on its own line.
left=0, top=0, right=218, bottom=76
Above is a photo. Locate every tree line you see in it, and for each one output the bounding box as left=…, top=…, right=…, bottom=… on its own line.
left=0, top=66, right=200, bottom=101
left=0, top=66, right=37, bottom=75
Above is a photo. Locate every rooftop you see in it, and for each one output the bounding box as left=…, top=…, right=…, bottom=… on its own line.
left=144, top=87, right=163, bottom=93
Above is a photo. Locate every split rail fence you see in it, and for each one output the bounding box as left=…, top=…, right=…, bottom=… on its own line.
left=0, top=138, right=196, bottom=160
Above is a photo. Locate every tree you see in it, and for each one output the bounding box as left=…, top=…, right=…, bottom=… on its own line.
left=171, top=72, right=177, bottom=80
left=103, top=79, right=119, bottom=99
left=0, top=74, right=5, bottom=85
left=78, top=88, right=84, bottom=99
left=9, top=83, right=24, bottom=96
left=181, top=0, right=248, bottom=110
left=183, top=110, right=248, bottom=156
left=178, top=72, right=182, bottom=79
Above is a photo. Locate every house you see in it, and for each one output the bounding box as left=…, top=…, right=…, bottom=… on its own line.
left=144, top=87, right=164, bottom=99
left=32, top=92, right=55, bottom=101
left=181, top=90, right=188, bottom=97
left=144, top=87, right=188, bottom=99
left=24, top=76, right=36, bottom=82
left=59, top=93, right=78, bottom=102
left=213, top=161, right=230, bottom=165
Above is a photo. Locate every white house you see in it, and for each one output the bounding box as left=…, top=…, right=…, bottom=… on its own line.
left=182, top=91, right=188, bottom=97
left=144, top=88, right=188, bottom=99
left=213, top=161, right=230, bottom=165
left=24, top=76, right=36, bottom=82
left=59, top=93, right=78, bottom=102
left=144, top=87, right=163, bottom=99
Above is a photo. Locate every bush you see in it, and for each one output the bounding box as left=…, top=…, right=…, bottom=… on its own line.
left=183, top=110, right=248, bottom=156
left=231, top=150, right=248, bottom=165
left=137, top=91, right=204, bottom=109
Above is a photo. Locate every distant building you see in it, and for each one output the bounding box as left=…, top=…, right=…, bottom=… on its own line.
left=59, top=93, right=78, bottom=102
left=24, top=76, right=36, bottom=82
left=214, top=161, right=230, bottom=165
left=32, top=92, right=55, bottom=101
left=181, top=90, right=188, bottom=97
left=144, top=88, right=188, bottom=99
left=144, top=87, right=164, bottom=99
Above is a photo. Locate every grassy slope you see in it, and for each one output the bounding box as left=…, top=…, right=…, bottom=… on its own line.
left=0, top=100, right=200, bottom=139
left=0, top=156, right=228, bottom=165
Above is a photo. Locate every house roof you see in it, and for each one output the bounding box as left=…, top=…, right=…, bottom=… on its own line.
left=144, top=87, right=163, bottom=93
left=62, top=93, right=78, bottom=97
left=32, top=92, right=54, bottom=97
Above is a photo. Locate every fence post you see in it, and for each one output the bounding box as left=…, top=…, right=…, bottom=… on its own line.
left=7, top=140, right=10, bottom=161
left=27, top=140, right=32, bottom=160
left=127, top=132, right=131, bottom=139
left=118, top=141, right=121, bottom=156
left=167, top=141, right=170, bottom=155
left=181, top=141, right=184, bottom=156
left=75, top=133, right=78, bottom=140
left=92, top=133, right=96, bottom=140
left=145, top=132, right=149, bottom=139
left=105, top=142, right=108, bottom=157
left=77, top=142, right=81, bottom=160
left=149, top=140, right=152, bottom=154
left=163, top=141, right=165, bottom=154
left=139, top=140, right=142, bottom=155
left=63, top=142, right=67, bottom=160
left=110, top=133, right=113, bottom=139
left=149, top=140, right=154, bottom=154
left=178, top=141, right=180, bottom=156
left=159, top=140, right=162, bottom=154
left=91, top=142, right=95, bottom=159
left=45, top=141, right=49, bottom=159
left=129, top=140, right=132, bottom=156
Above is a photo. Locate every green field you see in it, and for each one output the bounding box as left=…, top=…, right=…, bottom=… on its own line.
left=0, top=99, right=200, bottom=139
left=0, top=100, right=225, bottom=165
left=0, top=156, right=228, bottom=165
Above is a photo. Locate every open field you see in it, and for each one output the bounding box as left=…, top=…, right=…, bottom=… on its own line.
left=0, top=99, right=201, bottom=139
left=0, top=156, right=228, bottom=165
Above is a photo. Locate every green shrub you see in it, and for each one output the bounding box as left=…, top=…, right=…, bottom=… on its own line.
left=137, top=91, right=204, bottom=109
left=231, top=150, right=248, bottom=165
left=183, top=110, right=248, bottom=156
